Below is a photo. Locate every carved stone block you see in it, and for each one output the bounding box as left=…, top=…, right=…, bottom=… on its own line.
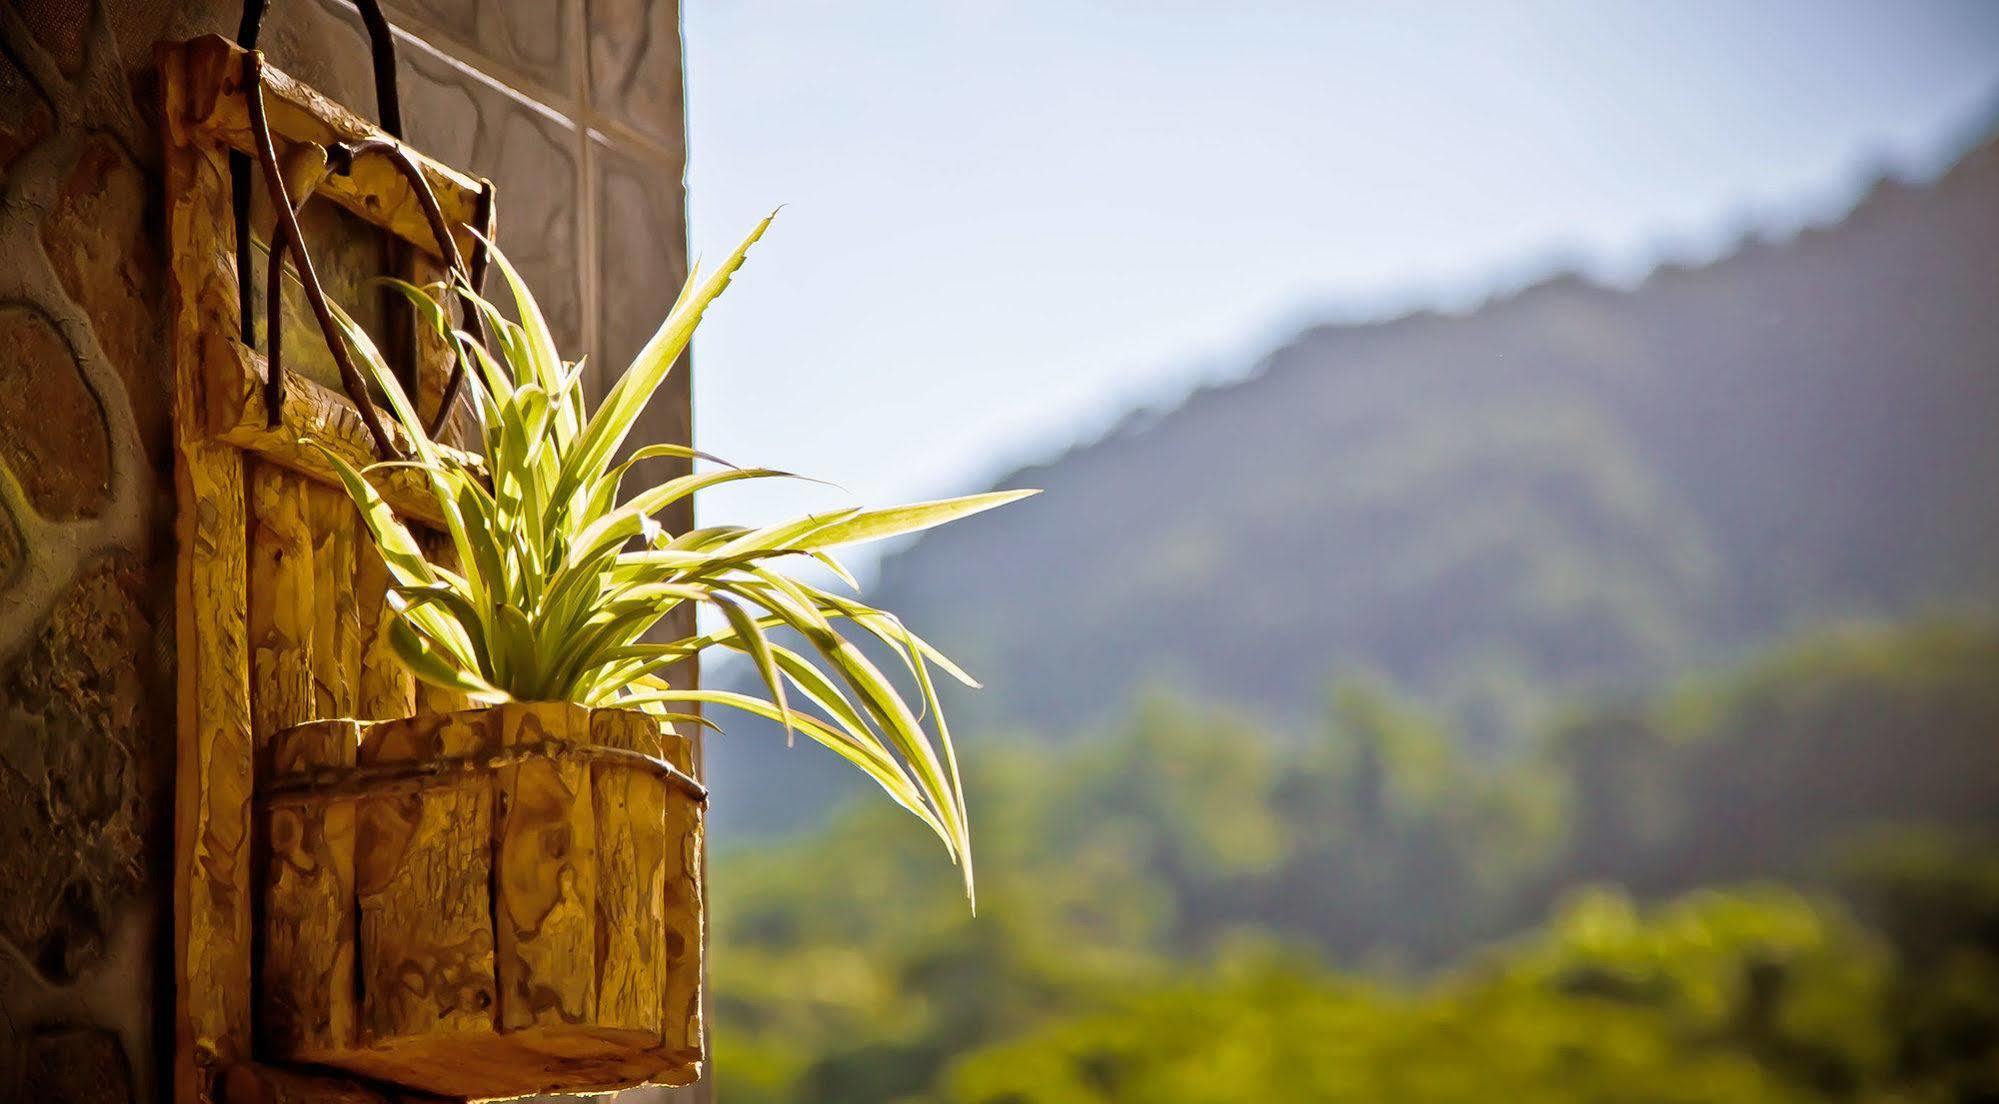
left=387, top=0, right=578, bottom=96
left=585, top=0, right=684, bottom=149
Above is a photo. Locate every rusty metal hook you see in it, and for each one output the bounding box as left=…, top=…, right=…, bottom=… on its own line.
left=245, top=50, right=401, bottom=458
left=234, top=0, right=421, bottom=457
left=234, top=0, right=494, bottom=453
left=324, top=137, right=495, bottom=439
left=260, top=142, right=329, bottom=430
left=233, top=0, right=401, bottom=343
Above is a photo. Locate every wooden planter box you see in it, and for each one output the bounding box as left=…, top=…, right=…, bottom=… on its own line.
left=257, top=702, right=706, bottom=1097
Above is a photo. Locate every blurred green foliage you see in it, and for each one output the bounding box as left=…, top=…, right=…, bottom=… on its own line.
left=945, top=890, right=1897, bottom=1104
left=710, top=621, right=1999, bottom=1101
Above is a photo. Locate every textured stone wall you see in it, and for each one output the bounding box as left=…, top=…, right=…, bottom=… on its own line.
left=0, top=1, right=691, bottom=1100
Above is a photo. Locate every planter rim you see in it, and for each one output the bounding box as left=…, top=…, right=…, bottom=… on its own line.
left=261, top=705, right=708, bottom=803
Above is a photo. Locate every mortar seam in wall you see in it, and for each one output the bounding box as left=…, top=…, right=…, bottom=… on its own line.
left=584, top=115, right=688, bottom=178
left=0, top=9, right=156, bottom=666
left=0, top=8, right=71, bottom=124
left=309, top=0, right=577, bottom=132
left=572, top=0, right=600, bottom=380
left=0, top=9, right=168, bottom=1100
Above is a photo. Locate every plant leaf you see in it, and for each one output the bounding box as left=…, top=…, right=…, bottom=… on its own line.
left=802, top=489, right=1039, bottom=548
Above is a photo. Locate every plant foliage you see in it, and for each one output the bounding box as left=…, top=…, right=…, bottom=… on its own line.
left=311, top=215, right=1032, bottom=901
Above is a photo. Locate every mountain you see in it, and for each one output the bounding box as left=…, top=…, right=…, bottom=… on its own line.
left=705, top=122, right=1999, bottom=838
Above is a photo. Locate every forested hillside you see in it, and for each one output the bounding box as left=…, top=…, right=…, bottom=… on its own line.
left=712, top=622, right=1999, bottom=1102
left=708, top=122, right=1999, bottom=836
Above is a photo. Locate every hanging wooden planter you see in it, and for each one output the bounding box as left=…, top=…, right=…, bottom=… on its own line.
left=259, top=703, right=706, bottom=1096
left=160, top=19, right=707, bottom=1103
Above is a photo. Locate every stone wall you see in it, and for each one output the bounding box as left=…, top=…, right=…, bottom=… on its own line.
left=0, top=2, right=691, bottom=1100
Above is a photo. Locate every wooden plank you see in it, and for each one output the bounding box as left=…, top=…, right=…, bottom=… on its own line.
left=173, top=435, right=255, bottom=1095
left=493, top=703, right=599, bottom=1033
left=249, top=464, right=316, bottom=743
left=307, top=483, right=361, bottom=717
left=165, top=48, right=255, bottom=1104
left=260, top=720, right=360, bottom=1062
left=207, top=339, right=454, bottom=530
left=355, top=538, right=416, bottom=721
left=165, top=36, right=486, bottom=263
left=589, top=711, right=668, bottom=1042
left=336, top=707, right=594, bottom=1098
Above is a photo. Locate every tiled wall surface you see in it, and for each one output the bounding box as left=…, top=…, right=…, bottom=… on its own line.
left=0, top=1, right=695, bottom=1100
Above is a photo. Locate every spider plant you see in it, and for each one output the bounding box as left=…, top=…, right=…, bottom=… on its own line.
left=308, top=214, right=1031, bottom=902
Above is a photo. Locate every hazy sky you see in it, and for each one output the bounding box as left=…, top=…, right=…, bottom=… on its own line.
left=682, top=1, right=1999, bottom=551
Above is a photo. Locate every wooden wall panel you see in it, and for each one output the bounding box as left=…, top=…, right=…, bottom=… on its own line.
left=166, top=51, right=258, bottom=1099
left=260, top=720, right=361, bottom=1061
left=249, top=464, right=317, bottom=744
left=307, top=483, right=361, bottom=718
left=165, top=21, right=703, bottom=1097
left=355, top=539, right=417, bottom=721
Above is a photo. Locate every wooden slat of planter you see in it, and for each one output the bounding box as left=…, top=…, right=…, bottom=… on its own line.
left=249, top=464, right=316, bottom=743
left=355, top=540, right=415, bottom=721
left=353, top=712, right=499, bottom=1051
left=590, top=710, right=669, bottom=1041
left=494, top=703, right=600, bottom=1034
left=355, top=781, right=496, bottom=1039
left=658, top=721, right=706, bottom=1073
left=261, top=720, right=360, bottom=1061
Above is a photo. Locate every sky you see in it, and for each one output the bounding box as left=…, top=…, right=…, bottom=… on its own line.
left=680, top=1, right=1999, bottom=559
